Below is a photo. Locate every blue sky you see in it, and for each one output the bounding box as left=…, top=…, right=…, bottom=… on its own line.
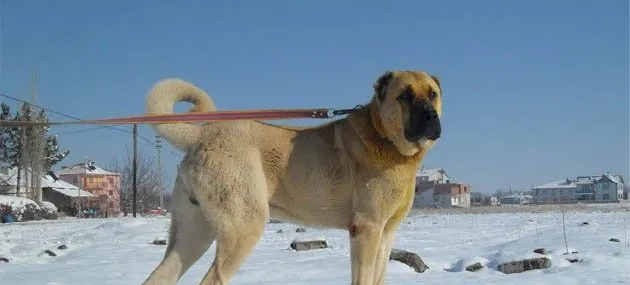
left=1, top=0, right=628, bottom=193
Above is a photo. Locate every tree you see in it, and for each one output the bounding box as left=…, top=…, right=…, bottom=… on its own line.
left=0, top=102, right=70, bottom=170
left=0, top=103, right=12, bottom=167
left=0, top=102, right=70, bottom=201
left=108, top=148, right=164, bottom=216
left=44, top=134, right=70, bottom=170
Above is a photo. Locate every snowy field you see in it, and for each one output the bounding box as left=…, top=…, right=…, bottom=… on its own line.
left=1, top=207, right=629, bottom=285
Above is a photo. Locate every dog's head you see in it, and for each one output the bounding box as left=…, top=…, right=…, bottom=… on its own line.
left=369, top=70, right=442, bottom=157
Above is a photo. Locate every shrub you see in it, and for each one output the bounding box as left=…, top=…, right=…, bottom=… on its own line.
left=0, top=196, right=58, bottom=222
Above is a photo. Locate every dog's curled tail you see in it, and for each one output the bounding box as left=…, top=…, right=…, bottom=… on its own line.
left=145, top=78, right=216, bottom=152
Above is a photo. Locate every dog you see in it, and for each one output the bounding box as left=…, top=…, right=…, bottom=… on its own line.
left=141, top=70, right=442, bottom=285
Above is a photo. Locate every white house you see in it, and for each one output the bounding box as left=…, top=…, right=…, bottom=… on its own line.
left=533, top=174, right=625, bottom=204
left=532, top=178, right=577, bottom=203
left=416, top=168, right=450, bottom=184
left=501, top=193, right=534, bottom=205
left=0, top=167, right=92, bottom=200
left=1, top=167, right=37, bottom=197
left=593, top=175, right=624, bottom=201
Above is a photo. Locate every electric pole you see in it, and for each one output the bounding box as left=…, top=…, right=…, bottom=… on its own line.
left=132, top=124, right=138, bottom=218
left=156, top=135, right=164, bottom=211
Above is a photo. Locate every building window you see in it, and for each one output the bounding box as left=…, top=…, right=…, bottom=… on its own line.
left=603, top=184, right=609, bottom=190
left=603, top=194, right=610, bottom=200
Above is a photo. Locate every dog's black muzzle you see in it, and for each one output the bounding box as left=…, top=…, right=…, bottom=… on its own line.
left=405, top=101, right=441, bottom=142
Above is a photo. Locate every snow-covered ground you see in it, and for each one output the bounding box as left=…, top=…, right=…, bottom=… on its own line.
left=1, top=209, right=629, bottom=284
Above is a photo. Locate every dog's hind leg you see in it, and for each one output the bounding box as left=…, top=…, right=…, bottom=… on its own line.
left=196, top=158, right=269, bottom=285
left=142, top=179, right=216, bottom=285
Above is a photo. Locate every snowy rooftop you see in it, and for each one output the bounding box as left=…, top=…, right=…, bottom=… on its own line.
left=42, top=175, right=94, bottom=198
left=576, top=175, right=625, bottom=185
left=533, top=174, right=625, bottom=190
left=575, top=176, right=600, bottom=184
left=601, top=174, right=624, bottom=184
left=532, top=179, right=577, bottom=189
left=416, top=168, right=446, bottom=177
left=56, top=161, right=119, bottom=176
left=0, top=167, right=93, bottom=198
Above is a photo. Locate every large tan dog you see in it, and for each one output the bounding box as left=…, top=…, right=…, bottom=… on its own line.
left=141, top=70, right=442, bottom=285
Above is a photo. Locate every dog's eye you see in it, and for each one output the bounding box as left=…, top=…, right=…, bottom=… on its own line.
left=428, top=91, right=438, bottom=101
left=398, top=89, right=414, bottom=103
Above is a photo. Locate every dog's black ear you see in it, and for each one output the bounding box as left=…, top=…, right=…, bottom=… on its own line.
left=373, top=71, right=394, bottom=101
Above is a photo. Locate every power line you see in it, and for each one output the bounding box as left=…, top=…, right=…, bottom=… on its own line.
left=55, top=125, right=112, bottom=136
left=0, top=91, right=183, bottom=158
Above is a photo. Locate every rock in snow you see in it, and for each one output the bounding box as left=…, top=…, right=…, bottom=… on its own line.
left=533, top=248, right=547, bottom=255
left=40, top=250, right=57, bottom=257
left=465, top=262, right=484, bottom=272
left=152, top=238, right=167, bottom=245
left=389, top=249, right=428, bottom=273
left=497, top=257, right=551, bottom=274
left=290, top=238, right=328, bottom=251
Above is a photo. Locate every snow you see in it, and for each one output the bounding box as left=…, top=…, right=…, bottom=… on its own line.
left=1, top=209, right=629, bottom=284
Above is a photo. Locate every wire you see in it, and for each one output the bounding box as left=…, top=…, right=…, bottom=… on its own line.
left=54, top=125, right=113, bottom=136
left=0, top=92, right=183, bottom=158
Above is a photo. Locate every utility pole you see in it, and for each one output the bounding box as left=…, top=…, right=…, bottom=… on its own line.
left=156, top=136, right=164, bottom=211
left=132, top=124, right=138, bottom=218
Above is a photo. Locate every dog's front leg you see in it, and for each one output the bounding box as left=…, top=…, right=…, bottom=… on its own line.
left=348, top=215, right=383, bottom=285
left=372, top=227, right=396, bottom=285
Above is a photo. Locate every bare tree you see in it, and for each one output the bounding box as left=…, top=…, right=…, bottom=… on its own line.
left=109, top=148, right=162, bottom=216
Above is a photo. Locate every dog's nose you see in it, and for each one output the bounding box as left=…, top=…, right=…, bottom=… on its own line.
left=424, top=123, right=441, bottom=140
left=407, top=101, right=441, bottom=142
left=422, top=107, right=441, bottom=140
left=424, top=108, right=439, bottom=123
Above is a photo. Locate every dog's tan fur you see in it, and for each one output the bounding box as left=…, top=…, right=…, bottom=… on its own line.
left=141, top=70, right=442, bottom=285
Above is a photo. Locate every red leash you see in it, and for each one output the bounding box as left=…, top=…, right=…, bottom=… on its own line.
left=0, top=106, right=362, bottom=127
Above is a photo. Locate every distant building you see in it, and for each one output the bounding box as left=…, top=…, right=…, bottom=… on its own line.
left=416, top=168, right=450, bottom=184
left=532, top=174, right=625, bottom=204
left=0, top=167, right=93, bottom=216
left=434, top=183, right=471, bottom=208
left=0, top=167, right=38, bottom=197
left=490, top=196, right=499, bottom=206
left=471, top=194, right=499, bottom=206
left=41, top=172, right=95, bottom=216
left=414, top=168, right=471, bottom=208
left=500, top=194, right=533, bottom=205
left=532, top=178, right=577, bottom=203
left=57, top=161, right=121, bottom=217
